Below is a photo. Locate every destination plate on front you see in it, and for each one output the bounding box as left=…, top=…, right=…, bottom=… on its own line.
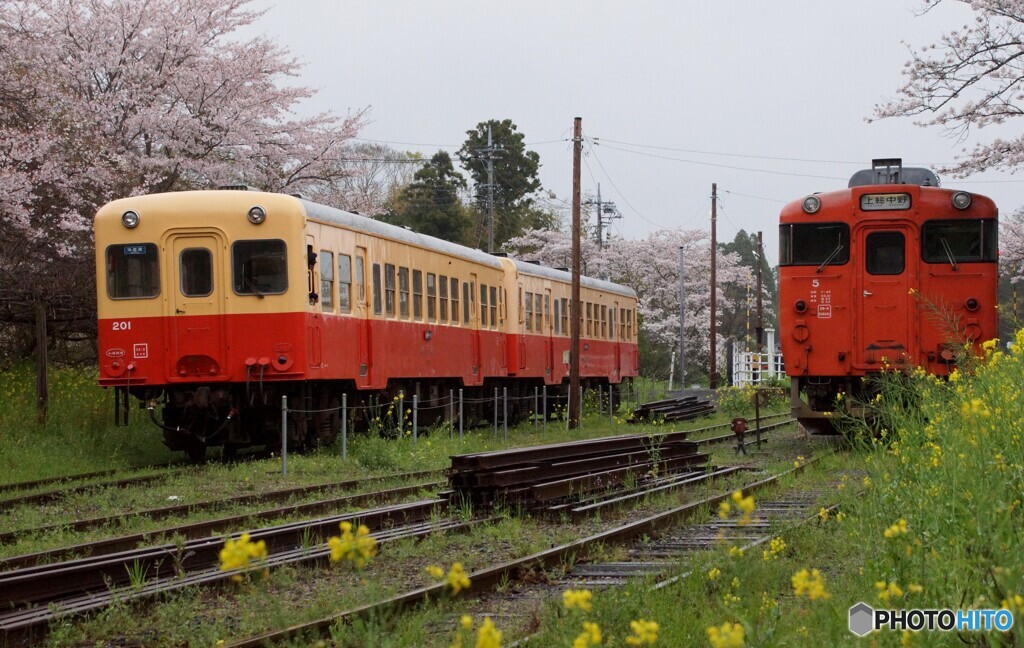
left=860, top=193, right=911, bottom=211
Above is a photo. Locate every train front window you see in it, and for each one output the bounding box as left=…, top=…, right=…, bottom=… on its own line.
left=232, top=240, right=287, bottom=295
left=180, top=248, right=213, bottom=297
left=865, top=231, right=905, bottom=275
left=106, top=243, right=160, bottom=299
left=922, top=219, right=998, bottom=264
left=779, top=223, right=850, bottom=267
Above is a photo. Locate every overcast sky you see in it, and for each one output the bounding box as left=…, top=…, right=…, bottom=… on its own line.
left=247, top=0, right=1024, bottom=264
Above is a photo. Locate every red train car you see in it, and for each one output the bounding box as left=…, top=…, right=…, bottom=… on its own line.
left=778, top=159, right=998, bottom=432
left=95, top=190, right=638, bottom=458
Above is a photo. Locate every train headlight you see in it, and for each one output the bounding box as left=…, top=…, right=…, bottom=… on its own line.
left=247, top=205, right=267, bottom=224
left=965, top=297, right=979, bottom=312
left=801, top=195, right=821, bottom=214
left=121, top=210, right=140, bottom=229
left=952, top=192, right=972, bottom=210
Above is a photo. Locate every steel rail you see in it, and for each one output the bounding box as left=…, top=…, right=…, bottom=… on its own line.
left=0, top=480, right=442, bottom=571
left=0, top=469, right=441, bottom=545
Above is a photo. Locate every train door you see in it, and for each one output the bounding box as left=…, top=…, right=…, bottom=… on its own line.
left=854, top=225, right=913, bottom=368
left=355, top=246, right=370, bottom=381
left=544, top=288, right=553, bottom=377
left=306, top=234, right=322, bottom=368
left=517, top=284, right=527, bottom=370
left=168, top=233, right=226, bottom=377
left=469, top=273, right=481, bottom=377
left=612, top=301, right=621, bottom=379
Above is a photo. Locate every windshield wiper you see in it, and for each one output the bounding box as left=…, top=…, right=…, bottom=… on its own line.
left=940, top=238, right=959, bottom=271
left=245, top=278, right=266, bottom=299
left=816, top=243, right=844, bottom=273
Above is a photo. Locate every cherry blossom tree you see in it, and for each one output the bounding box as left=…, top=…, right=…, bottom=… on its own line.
left=505, top=227, right=746, bottom=381
left=872, top=0, right=1024, bottom=175
left=0, top=0, right=365, bottom=358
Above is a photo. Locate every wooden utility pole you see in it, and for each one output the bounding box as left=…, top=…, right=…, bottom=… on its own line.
left=35, top=298, right=48, bottom=424
left=569, top=117, right=583, bottom=429
left=756, top=231, right=764, bottom=351
left=710, top=183, right=718, bottom=389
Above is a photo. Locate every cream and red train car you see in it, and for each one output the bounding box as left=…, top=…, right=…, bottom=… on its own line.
left=778, top=159, right=998, bottom=432
left=95, top=190, right=638, bottom=459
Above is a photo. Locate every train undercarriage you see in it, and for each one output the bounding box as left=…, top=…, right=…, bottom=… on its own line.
left=790, top=375, right=887, bottom=435
left=119, top=378, right=628, bottom=462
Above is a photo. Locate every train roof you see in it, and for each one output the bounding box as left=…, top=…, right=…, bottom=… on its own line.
left=302, top=198, right=504, bottom=270
left=510, top=258, right=637, bottom=298
left=303, top=197, right=636, bottom=297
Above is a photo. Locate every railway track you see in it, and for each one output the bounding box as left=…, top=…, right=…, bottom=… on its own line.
left=0, top=415, right=799, bottom=646
left=222, top=452, right=825, bottom=648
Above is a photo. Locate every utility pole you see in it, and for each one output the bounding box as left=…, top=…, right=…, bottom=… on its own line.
left=710, top=183, right=718, bottom=389
left=569, top=117, right=583, bottom=429
left=756, top=231, right=764, bottom=351
left=474, top=124, right=504, bottom=253
left=583, top=184, right=619, bottom=248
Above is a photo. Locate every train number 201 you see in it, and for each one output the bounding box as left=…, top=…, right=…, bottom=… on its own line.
left=112, top=321, right=132, bottom=331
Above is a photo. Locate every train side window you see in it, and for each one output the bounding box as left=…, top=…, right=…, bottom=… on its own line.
left=107, top=243, right=160, bottom=299
left=586, top=302, right=593, bottom=337
left=562, top=298, right=569, bottom=334
left=426, top=273, right=436, bottom=322
left=338, top=254, right=352, bottom=312
left=491, top=287, right=498, bottom=328
left=544, top=294, right=550, bottom=331
left=233, top=240, right=287, bottom=295
left=439, top=275, right=449, bottom=322
left=398, top=267, right=410, bottom=319
left=922, top=219, right=998, bottom=264
left=372, top=263, right=382, bottom=315
left=866, top=231, right=905, bottom=275
left=320, top=250, right=334, bottom=310
left=413, top=270, right=423, bottom=320
left=778, top=223, right=850, bottom=267
left=463, top=281, right=471, bottom=324
left=180, top=248, right=213, bottom=298
left=480, top=284, right=488, bottom=327
left=609, top=307, right=615, bottom=340
left=451, top=278, right=459, bottom=326
left=601, top=305, right=608, bottom=339
left=554, top=298, right=561, bottom=334
left=354, top=255, right=364, bottom=304
left=384, top=264, right=396, bottom=316
left=535, top=294, right=543, bottom=332
left=528, top=292, right=536, bottom=333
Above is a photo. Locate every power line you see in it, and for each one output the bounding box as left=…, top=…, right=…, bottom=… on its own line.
left=584, top=135, right=669, bottom=229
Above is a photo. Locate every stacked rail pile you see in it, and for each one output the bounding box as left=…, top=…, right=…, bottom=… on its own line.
left=448, top=432, right=709, bottom=508
left=629, top=395, right=715, bottom=423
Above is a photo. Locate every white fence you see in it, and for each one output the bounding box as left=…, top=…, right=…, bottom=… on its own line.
left=731, top=328, right=785, bottom=387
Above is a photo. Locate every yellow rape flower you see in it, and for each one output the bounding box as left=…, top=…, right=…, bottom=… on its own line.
left=438, top=562, right=470, bottom=594
left=476, top=617, right=502, bottom=648
left=328, top=521, right=378, bottom=569
left=625, top=619, right=659, bottom=646
left=718, top=500, right=732, bottom=519
left=706, top=621, right=745, bottom=648
left=218, top=532, right=268, bottom=581
left=707, top=567, right=721, bottom=580
left=884, top=518, right=908, bottom=538
left=792, top=568, right=830, bottom=600
left=426, top=564, right=445, bottom=579
left=877, top=580, right=904, bottom=603
left=562, top=588, right=593, bottom=612
left=572, top=622, right=602, bottom=648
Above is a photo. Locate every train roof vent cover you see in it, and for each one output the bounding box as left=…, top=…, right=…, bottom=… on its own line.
left=848, top=158, right=939, bottom=188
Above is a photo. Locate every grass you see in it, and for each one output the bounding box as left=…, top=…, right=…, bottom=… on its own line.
left=0, top=362, right=176, bottom=483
